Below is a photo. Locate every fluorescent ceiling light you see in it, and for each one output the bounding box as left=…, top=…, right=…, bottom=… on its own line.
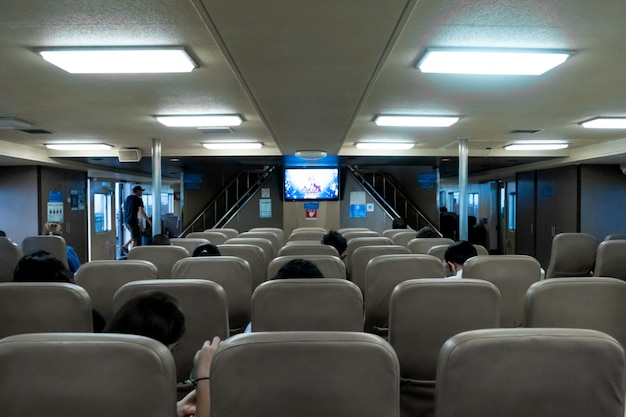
left=504, top=142, right=568, bottom=151
left=46, top=143, right=112, bottom=151
left=375, top=115, right=459, bottom=127
left=203, top=142, right=262, bottom=150
left=38, top=47, right=196, bottom=74
left=417, top=48, right=570, bottom=75
left=581, top=118, right=626, bottom=129
left=157, top=115, right=243, bottom=127
left=356, top=142, right=415, bottom=150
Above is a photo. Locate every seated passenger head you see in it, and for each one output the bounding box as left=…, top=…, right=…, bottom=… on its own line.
left=415, top=226, right=439, bottom=238
left=192, top=243, right=221, bottom=257
left=147, top=234, right=171, bottom=245
left=322, top=231, right=347, bottom=257
left=0, top=230, right=6, bottom=237
left=13, top=250, right=73, bottom=283
left=105, top=291, right=185, bottom=350
left=273, top=258, right=324, bottom=279
left=392, top=217, right=408, bottom=229
left=444, top=240, right=477, bottom=275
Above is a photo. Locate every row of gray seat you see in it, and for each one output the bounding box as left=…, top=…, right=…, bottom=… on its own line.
left=0, top=327, right=623, bottom=417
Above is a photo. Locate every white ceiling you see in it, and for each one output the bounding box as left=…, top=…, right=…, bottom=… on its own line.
left=1, top=0, right=626, bottom=179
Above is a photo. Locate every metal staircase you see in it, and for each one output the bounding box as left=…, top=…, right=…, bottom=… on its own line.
left=181, top=165, right=277, bottom=235
left=347, top=165, right=439, bottom=232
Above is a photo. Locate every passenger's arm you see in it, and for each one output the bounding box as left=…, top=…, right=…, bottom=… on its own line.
left=193, top=336, right=221, bottom=417
left=138, top=207, right=152, bottom=226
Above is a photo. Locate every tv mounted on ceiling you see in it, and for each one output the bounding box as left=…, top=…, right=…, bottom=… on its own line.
left=284, top=166, right=340, bottom=201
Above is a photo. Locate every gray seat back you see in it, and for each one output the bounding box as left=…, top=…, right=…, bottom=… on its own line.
left=238, top=231, right=280, bottom=258
left=113, top=279, right=229, bottom=383
left=345, top=236, right=394, bottom=276
left=391, top=231, right=419, bottom=247
left=204, top=228, right=239, bottom=239
left=407, top=237, right=455, bottom=254
left=436, top=328, right=626, bottom=417
left=277, top=243, right=339, bottom=257
left=169, top=237, right=210, bottom=254
left=545, top=232, right=597, bottom=278
left=365, top=254, right=444, bottom=334
left=288, top=229, right=327, bottom=242
left=21, top=235, right=68, bottom=267
left=74, top=259, right=158, bottom=322
left=0, top=333, right=177, bottom=417
left=171, top=256, right=251, bottom=333
left=127, top=245, right=189, bottom=278
left=225, top=237, right=274, bottom=267
left=462, top=255, right=542, bottom=327
left=218, top=243, right=268, bottom=289
left=389, top=279, right=500, bottom=417
left=211, top=332, right=400, bottom=417
left=248, top=227, right=285, bottom=246
left=524, top=277, right=626, bottom=349
left=350, top=245, right=411, bottom=292
left=186, top=231, right=229, bottom=244
left=343, top=230, right=382, bottom=240
left=0, top=282, right=93, bottom=337
left=251, top=278, right=363, bottom=331
left=593, top=240, right=626, bottom=280
left=0, top=237, right=22, bottom=282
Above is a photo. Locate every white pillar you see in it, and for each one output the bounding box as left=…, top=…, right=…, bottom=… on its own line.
left=151, top=138, right=162, bottom=236
left=458, top=138, right=469, bottom=241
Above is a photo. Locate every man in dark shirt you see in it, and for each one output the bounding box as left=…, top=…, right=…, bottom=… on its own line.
left=122, top=185, right=151, bottom=252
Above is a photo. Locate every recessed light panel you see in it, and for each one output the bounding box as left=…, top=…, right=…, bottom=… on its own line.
left=581, top=118, right=626, bottom=129
left=356, top=142, right=415, bottom=150
left=0, top=117, right=33, bottom=129
left=157, top=115, right=243, bottom=127
left=417, top=48, right=570, bottom=75
left=46, top=143, right=112, bottom=151
left=203, top=142, right=262, bottom=150
left=39, top=47, right=196, bottom=74
left=504, top=142, right=568, bottom=151
left=375, top=115, right=459, bottom=127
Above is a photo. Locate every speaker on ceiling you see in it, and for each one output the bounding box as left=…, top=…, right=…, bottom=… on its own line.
left=118, top=148, right=142, bottom=162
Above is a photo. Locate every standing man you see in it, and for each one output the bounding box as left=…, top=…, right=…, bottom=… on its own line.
left=122, top=185, right=151, bottom=253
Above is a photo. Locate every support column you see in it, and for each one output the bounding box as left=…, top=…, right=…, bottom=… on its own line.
left=151, top=138, right=162, bottom=236
left=458, top=138, right=469, bottom=241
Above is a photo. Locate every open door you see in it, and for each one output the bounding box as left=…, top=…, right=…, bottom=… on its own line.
left=89, top=180, right=117, bottom=260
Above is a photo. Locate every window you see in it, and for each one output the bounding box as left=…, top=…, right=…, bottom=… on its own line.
left=94, top=193, right=111, bottom=233
left=448, top=192, right=459, bottom=213
left=468, top=193, right=479, bottom=217
left=508, top=192, right=517, bottom=231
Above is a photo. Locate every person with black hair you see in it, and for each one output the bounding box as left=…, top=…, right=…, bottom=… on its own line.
left=392, top=217, right=408, bottom=229
left=415, top=226, right=439, bottom=238
left=147, top=233, right=171, bottom=246
left=443, top=240, right=477, bottom=278
left=322, top=230, right=347, bottom=258
left=14, top=250, right=74, bottom=284
left=105, top=291, right=221, bottom=417
left=14, top=250, right=106, bottom=332
left=192, top=243, right=221, bottom=257
left=122, top=185, right=151, bottom=253
left=272, top=258, right=324, bottom=279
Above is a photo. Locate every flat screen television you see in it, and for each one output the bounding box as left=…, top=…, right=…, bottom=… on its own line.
left=284, top=167, right=340, bottom=201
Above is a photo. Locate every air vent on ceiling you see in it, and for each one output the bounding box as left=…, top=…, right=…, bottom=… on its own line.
left=118, top=148, right=142, bottom=163
left=510, top=129, right=543, bottom=134
left=19, top=129, right=52, bottom=134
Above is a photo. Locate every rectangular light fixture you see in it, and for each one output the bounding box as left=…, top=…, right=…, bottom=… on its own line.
left=581, top=118, right=626, bottom=129
left=38, top=47, right=196, bottom=74
left=156, top=115, right=243, bottom=127
left=417, top=48, right=570, bottom=75
left=356, top=142, right=415, bottom=150
left=46, top=143, right=112, bottom=151
left=375, top=115, right=459, bottom=127
left=504, top=142, right=568, bottom=151
left=203, top=142, right=262, bottom=150
left=0, top=117, right=33, bottom=129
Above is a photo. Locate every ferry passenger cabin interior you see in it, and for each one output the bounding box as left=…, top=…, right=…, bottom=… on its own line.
left=4, top=2, right=626, bottom=415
